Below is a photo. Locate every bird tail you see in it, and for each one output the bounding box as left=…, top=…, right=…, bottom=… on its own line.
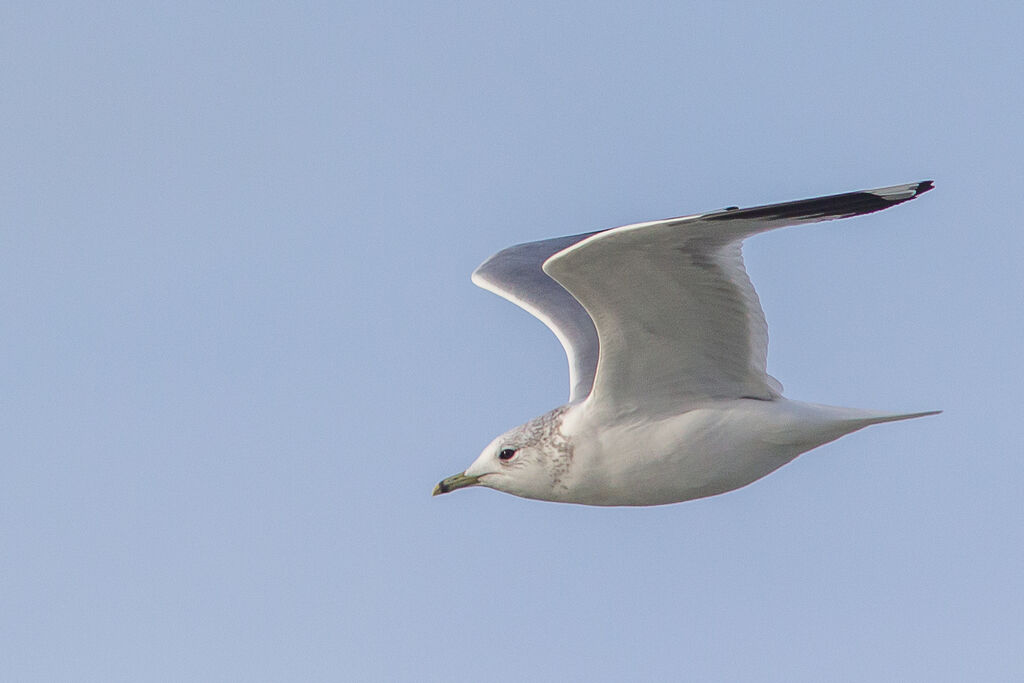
left=844, top=409, right=942, bottom=427
left=777, top=403, right=942, bottom=450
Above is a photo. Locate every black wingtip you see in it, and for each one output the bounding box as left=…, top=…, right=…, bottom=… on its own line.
left=706, top=180, right=935, bottom=224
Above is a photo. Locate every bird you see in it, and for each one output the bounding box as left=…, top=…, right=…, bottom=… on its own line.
left=433, top=181, right=939, bottom=506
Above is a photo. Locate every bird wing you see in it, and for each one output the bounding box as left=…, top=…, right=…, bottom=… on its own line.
left=542, top=181, right=933, bottom=416
left=472, top=232, right=601, bottom=402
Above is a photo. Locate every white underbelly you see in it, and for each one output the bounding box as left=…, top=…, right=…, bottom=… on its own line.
left=565, top=399, right=853, bottom=506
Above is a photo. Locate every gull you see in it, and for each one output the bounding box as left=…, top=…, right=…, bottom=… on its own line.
left=434, top=182, right=939, bottom=506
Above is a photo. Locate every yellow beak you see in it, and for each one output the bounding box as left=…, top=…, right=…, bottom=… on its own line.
left=432, top=472, right=481, bottom=496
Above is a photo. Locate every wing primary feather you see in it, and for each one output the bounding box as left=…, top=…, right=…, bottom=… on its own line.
left=705, top=180, right=933, bottom=223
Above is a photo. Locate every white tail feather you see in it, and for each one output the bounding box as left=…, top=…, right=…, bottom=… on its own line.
left=847, top=410, right=942, bottom=427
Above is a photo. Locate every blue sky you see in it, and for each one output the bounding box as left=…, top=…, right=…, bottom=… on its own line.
left=2, top=2, right=1022, bottom=681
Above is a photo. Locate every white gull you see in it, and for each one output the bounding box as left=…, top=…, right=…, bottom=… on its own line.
left=434, top=182, right=939, bottom=506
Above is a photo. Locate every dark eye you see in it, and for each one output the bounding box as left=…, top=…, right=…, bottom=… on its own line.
left=498, top=448, right=517, bottom=461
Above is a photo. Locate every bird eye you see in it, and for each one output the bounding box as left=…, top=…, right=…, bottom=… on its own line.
left=498, top=448, right=517, bottom=461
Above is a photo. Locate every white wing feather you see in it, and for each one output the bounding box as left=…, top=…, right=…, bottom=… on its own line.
left=472, top=233, right=599, bottom=402
left=542, top=182, right=932, bottom=415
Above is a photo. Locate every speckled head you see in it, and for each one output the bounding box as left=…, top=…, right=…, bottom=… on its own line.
left=433, top=406, right=574, bottom=502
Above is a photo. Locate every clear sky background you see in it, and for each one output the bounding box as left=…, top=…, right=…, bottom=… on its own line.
left=2, top=2, right=1021, bottom=681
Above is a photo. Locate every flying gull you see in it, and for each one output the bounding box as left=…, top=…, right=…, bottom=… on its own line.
left=434, top=181, right=939, bottom=506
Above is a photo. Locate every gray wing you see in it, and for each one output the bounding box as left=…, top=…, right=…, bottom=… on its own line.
left=543, top=181, right=933, bottom=416
left=472, top=232, right=600, bottom=402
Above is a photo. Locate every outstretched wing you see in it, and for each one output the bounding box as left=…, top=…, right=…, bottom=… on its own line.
left=472, top=232, right=600, bottom=402
left=542, top=181, right=933, bottom=416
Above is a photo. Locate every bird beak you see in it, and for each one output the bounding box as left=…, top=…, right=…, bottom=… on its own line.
left=433, top=472, right=481, bottom=496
